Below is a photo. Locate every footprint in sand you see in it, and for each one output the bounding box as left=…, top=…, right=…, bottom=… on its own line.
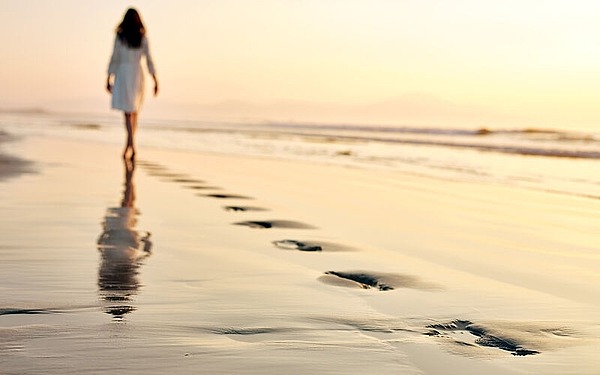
left=234, top=220, right=316, bottom=229
left=170, top=178, right=206, bottom=184
left=137, top=162, right=204, bottom=184
left=148, top=172, right=188, bottom=179
left=272, top=239, right=323, bottom=252
left=204, top=193, right=253, bottom=200
left=272, top=239, right=357, bottom=252
left=321, top=271, right=395, bottom=291
left=137, top=162, right=187, bottom=179
left=224, top=206, right=268, bottom=212
left=187, top=185, right=222, bottom=190
left=135, top=161, right=164, bottom=169
left=320, top=270, right=440, bottom=291
left=425, top=320, right=544, bottom=356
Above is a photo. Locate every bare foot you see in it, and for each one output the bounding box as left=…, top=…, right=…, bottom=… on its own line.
left=123, top=146, right=133, bottom=160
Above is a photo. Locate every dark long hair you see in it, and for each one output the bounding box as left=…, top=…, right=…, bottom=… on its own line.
left=116, top=8, right=145, bottom=48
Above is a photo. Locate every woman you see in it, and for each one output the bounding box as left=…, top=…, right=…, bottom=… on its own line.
left=106, top=8, right=158, bottom=160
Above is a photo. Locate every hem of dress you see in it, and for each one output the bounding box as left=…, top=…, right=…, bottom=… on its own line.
left=111, top=106, right=142, bottom=113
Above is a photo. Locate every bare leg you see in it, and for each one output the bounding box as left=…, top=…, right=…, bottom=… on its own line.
left=123, top=112, right=137, bottom=160
left=130, top=112, right=138, bottom=160
left=123, top=113, right=132, bottom=159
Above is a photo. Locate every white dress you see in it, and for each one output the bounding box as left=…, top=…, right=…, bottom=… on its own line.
left=108, top=36, right=156, bottom=113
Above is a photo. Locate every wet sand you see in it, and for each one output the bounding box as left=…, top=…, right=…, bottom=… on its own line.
left=0, top=131, right=34, bottom=181
left=0, top=135, right=599, bottom=374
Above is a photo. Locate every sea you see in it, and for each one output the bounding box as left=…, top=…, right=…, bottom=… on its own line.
left=1, top=109, right=599, bottom=200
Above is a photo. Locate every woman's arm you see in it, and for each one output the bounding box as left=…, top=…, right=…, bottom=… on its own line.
left=143, top=37, right=158, bottom=96
left=106, top=37, right=119, bottom=93
left=152, top=74, right=159, bottom=96
left=107, top=37, right=120, bottom=76
left=106, top=74, right=113, bottom=93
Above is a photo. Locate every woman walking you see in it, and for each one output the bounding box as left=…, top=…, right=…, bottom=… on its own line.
left=106, top=8, right=158, bottom=160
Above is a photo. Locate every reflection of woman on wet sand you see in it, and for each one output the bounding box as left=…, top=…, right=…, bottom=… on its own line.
left=97, top=159, right=152, bottom=318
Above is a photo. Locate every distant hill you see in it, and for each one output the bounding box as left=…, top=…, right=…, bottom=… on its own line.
left=0, top=107, right=48, bottom=114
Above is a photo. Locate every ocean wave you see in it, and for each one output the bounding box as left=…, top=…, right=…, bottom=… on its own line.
left=358, top=136, right=600, bottom=159
left=263, top=122, right=599, bottom=142
left=159, top=122, right=600, bottom=160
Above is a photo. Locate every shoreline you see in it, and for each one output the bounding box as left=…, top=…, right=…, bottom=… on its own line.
left=1, top=110, right=599, bottom=203
left=0, top=134, right=598, bottom=374
left=0, top=131, right=35, bottom=181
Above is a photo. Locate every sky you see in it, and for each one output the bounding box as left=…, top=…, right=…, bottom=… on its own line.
left=1, top=0, right=600, bottom=129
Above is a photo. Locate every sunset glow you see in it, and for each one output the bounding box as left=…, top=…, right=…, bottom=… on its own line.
left=2, top=0, right=600, bottom=128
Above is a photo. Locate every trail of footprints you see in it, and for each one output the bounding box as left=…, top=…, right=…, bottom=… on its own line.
left=137, top=160, right=564, bottom=357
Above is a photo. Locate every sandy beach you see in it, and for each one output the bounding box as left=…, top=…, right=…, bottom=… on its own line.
left=1, top=133, right=599, bottom=374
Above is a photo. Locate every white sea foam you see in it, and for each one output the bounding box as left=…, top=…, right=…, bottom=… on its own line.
left=1, top=111, right=598, bottom=200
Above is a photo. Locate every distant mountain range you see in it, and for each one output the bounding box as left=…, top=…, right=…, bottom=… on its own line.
left=1, top=94, right=526, bottom=128
left=0, top=107, right=48, bottom=114
left=167, top=94, right=523, bottom=127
